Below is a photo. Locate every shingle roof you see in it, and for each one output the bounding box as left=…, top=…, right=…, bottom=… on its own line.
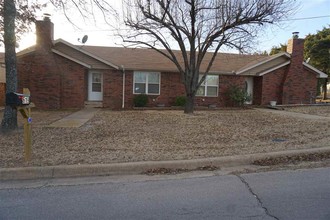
left=80, top=45, right=268, bottom=73
left=16, top=39, right=328, bottom=78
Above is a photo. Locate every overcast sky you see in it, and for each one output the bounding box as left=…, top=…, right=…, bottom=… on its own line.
left=5, top=0, right=330, bottom=54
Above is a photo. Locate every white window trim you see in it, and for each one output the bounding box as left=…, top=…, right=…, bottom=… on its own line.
left=133, top=71, right=161, bottom=95
left=196, top=75, right=219, bottom=97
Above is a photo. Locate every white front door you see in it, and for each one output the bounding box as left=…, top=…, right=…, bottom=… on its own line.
left=245, top=77, right=254, bottom=105
left=88, top=72, right=103, bottom=101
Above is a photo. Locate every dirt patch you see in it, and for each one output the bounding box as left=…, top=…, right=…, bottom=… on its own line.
left=143, top=165, right=219, bottom=175
left=253, top=152, right=330, bottom=166
left=1, top=107, right=330, bottom=168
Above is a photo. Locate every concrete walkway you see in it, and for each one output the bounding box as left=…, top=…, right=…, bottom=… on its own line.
left=47, top=107, right=100, bottom=128
left=255, top=107, right=330, bottom=120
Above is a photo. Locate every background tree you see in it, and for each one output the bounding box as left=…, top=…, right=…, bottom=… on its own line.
left=0, top=0, right=41, bottom=132
left=269, top=43, right=287, bottom=55
left=0, top=0, right=41, bottom=44
left=1, top=0, right=18, bottom=132
left=304, top=26, right=330, bottom=99
left=121, top=0, right=296, bottom=113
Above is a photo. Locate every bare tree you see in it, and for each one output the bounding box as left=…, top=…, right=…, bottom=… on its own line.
left=1, top=0, right=19, bottom=132
left=47, top=0, right=115, bottom=25
left=0, top=0, right=41, bottom=44
left=121, top=0, right=296, bottom=113
left=1, top=0, right=42, bottom=132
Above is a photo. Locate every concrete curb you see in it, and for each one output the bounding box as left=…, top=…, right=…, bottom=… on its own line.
left=1, top=146, right=330, bottom=181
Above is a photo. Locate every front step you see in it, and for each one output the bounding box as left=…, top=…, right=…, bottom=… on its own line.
left=84, top=101, right=103, bottom=108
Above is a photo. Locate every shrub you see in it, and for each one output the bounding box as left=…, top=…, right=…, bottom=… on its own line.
left=174, top=96, right=187, bottom=106
left=133, top=94, right=148, bottom=107
left=226, top=85, right=251, bottom=106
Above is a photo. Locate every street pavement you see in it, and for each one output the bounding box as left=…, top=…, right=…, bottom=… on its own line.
left=1, top=167, right=330, bottom=220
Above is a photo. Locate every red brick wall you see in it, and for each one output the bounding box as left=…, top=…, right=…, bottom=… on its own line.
left=254, top=66, right=318, bottom=106
left=57, top=56, right=87, bottom=109
left=17, top=51, right=61, bottom=109
left=120, top=71, right=186, bottom=109
left=105, top=72, right=247, bottom=108
left=17, top=52, right=88, bottom=109
left=260, top=67, right=287, bottom=105
left=0, top=83, right=5, bottom=106
left=282, top=67, right=317, bottom=104
left=103, top=69, right=124, bottom=109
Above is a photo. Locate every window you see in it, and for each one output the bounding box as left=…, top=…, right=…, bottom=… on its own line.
left=133, top=72, right=160, bottom=95
left=196, top=75, right=219, bottom=97
left=92, top=73, right=102, bottom=92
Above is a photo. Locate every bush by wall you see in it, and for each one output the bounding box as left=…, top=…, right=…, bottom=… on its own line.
left=133, top=94, right=148, bottom=107
left=174, top=96, right=187, bottom=106
left=226, top=85, right=251, bottom=106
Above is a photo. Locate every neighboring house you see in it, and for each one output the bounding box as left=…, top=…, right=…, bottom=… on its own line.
left=16, top=17, right=328, bottom=110
left=0, top=53, right=5, bottom=106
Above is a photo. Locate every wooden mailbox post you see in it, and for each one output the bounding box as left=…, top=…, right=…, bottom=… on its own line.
left=6, top=88, right=34, bottom=161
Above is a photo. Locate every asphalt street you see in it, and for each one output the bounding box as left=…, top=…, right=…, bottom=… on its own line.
left=0, top=167, right=329, bottom=220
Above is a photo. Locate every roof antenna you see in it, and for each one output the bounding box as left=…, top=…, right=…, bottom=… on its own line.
left=78, top=35, right=88, bottom=44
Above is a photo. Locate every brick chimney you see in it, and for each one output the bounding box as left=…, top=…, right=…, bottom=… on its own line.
left=286, top=32, right=305, bottom=64
left=35, top=14, right=54, bottom=50
left=282, top=32, right=309, bottom=104
left=29, top=14, right=61, bottom=109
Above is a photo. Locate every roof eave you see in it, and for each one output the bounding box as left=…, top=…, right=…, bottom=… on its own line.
left=54, top=39, right=120, bottom=70
left=257, top=61, right=291, bottom=76
left=303, top=62, right=328, bottom=78
left=52, top=49, right=92, bottom=69
left=236, top=52, right=291, bottom=75
left=16, top=46, right=37, bottom=57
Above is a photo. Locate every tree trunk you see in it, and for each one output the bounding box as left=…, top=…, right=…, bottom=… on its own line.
left=323, top=78, right=328, bottom=100
left=184, top=94, right=195, bottom=114
left=1, top=0, right=18, bottom=132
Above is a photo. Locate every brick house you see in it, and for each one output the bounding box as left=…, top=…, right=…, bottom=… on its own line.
left=16, top=17, right=327, bottom=110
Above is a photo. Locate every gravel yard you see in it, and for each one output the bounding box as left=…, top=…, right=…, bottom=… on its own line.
left=284, top=105, right=330, bottom=117
left=1, top=106, right=330, bottom=168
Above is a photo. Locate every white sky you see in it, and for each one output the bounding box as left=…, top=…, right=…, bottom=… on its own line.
left=3, top=0, right=330, bottom=54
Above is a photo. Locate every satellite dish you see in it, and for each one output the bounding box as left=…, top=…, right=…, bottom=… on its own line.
left=82, top=35, right=88, bottom=44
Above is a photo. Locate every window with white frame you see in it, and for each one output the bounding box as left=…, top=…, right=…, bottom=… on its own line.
left=133, top=71, right=160, bottom=95
left=196, top=75, right=219, bottom=97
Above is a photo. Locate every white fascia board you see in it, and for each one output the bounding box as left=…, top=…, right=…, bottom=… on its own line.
left=54, top=39, right=119, bottom=70
left=258, top=61, right=291, bottom=76
left=52, top=49, right=91, bottom=68
left=236, top=52, right=291, bottom=75
left=303, top=62, right=328, bottom=78
left=205, top=71, right=234, bottom=75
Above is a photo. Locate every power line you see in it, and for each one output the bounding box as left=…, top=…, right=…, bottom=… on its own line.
left=281, top=15, right=330, bottom=21
left=69, top=15, right=330, bottom=33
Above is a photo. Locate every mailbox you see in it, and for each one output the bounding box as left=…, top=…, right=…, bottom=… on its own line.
left=6, top=92, right=30, bottom=106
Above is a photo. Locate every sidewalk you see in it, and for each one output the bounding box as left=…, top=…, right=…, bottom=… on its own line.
left=1, top=146, right=330, bottom=181
left=47, top=107, right=100, bottom=128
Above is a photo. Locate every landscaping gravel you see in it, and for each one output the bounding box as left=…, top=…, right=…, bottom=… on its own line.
left=1, top=106, right=330, bottom=168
